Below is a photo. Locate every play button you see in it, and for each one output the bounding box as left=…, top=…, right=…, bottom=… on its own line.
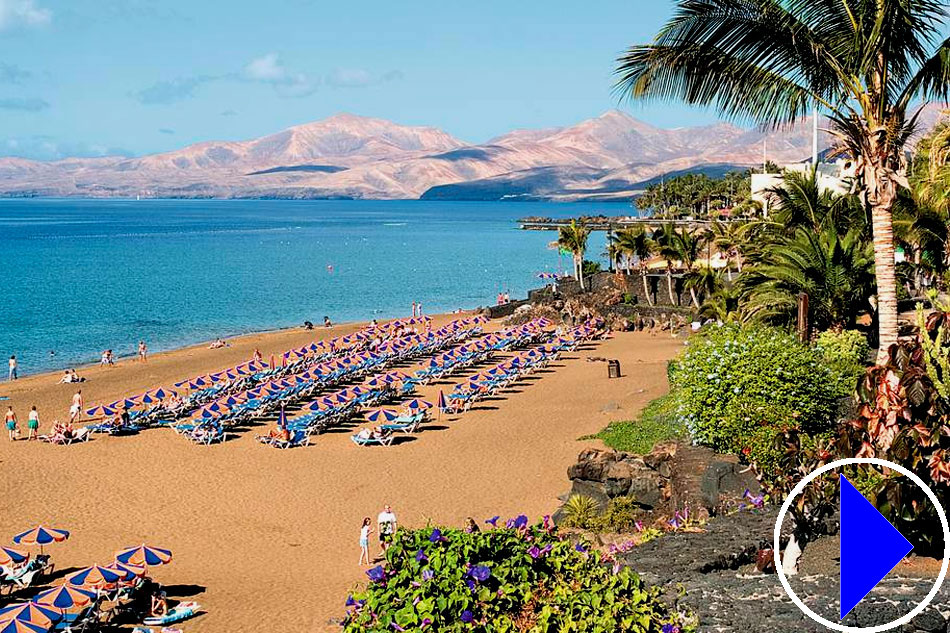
left=774, top=457, right=950, bottom=632
left=839, top=474, right=913, bottom=619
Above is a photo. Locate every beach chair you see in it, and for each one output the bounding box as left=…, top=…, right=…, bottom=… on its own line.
left=351, top=432, right=394, bottom=447
left=381, top=418, right=421, bottom=434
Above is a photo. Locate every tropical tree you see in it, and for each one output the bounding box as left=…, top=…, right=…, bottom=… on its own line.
left=557, top=220, right=591, bottom=291
left=674, top=228, right=702, bottom=308
left=765, top=168, right=866, bottom=236
left=739, top=225, right=876, bottom=331
left=613, top=227, right=656, bottom=305
left=616, top=0, right=950, bottom=362
left=652, top=223, right=680, bottom=304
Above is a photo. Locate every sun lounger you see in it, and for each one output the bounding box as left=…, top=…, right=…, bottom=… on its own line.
left=351, top=433, right=394, bottom=447
left=142, top=601, right=200, bottom=626
left=380, top=419, right=420, bottom=434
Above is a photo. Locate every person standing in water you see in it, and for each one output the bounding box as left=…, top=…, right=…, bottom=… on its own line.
left=138, top=341, right=148, bottom=362
left=8, top=355, right=16, bottom=381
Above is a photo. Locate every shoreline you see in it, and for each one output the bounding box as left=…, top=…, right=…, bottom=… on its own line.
left=11, top=307, right=475, bottom=381
left=0, top=310, right=474, bottom=416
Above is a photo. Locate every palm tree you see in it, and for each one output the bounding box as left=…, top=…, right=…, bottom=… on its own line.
left=739, top=225, right=876, bottom=331
left=652, top=223, right=680, bottom=305
left=615, top=0, right=950, bottom=362
left=700, top=278, right=743, bottom=323
left=557, top=220, right=591, bottom=291
left=674, top=228, right=703, bottom=308
left=614, top=227, right=656, bottom=305
left=766, top=168, right=866, bottom=236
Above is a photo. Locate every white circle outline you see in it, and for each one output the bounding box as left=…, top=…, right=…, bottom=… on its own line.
left=773, top=457, right=950, bottom=632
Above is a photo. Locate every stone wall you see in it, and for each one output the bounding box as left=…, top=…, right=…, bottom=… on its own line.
left=559, top=444, right=760, bottom=520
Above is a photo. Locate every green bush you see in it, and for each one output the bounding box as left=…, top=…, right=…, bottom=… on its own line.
left=814, top=329, right=869, bottom=395
left=342, top=517, right=693, bottom=632
left=596, top=497, right=641, bottom=533
left=586, top=395, right=686, bottom=454
left=669, top=325, right=842, bottom=476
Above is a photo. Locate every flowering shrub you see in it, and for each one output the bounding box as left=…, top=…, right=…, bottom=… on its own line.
left=669, top=325, right=844, bottom=480
left=342, top=516, right=694, bottom=632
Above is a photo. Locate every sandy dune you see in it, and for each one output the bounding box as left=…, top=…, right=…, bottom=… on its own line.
left=0, top=319, right=682, bottom=633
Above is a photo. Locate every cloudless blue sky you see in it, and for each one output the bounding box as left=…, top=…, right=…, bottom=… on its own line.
left=1, top=0, right=729, bottom=159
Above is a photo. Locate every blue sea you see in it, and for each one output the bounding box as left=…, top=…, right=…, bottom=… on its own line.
left=0, top=199, right=616, bottom=375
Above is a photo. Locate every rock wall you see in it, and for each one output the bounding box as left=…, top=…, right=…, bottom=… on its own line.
left=560, top=444, right=760, bottom=519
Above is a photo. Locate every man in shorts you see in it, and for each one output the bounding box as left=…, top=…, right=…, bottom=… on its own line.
left=377, top=504, right=397, bottom=551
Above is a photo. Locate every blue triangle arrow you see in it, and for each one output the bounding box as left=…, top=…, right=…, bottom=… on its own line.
left=840, top=474, right=913, bottom=619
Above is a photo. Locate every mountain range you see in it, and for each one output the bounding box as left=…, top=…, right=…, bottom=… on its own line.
left=1, top=105, right=945, bottom=202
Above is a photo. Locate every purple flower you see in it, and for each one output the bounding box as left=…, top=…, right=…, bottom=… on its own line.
left=461, top=610, right=474, bottom=623
left=513, top=515, right=528, bottom=529
left=465, top=577, right=476, bottom=592
left=634, top=520, right=644, bottom=532
left=485, top=516, right=500, bottom=527
left=366, top=565, right=385, bottom=582
left=415, top=548, right=428, bottom=562
left=528, top=545, right=541, bottom=559
left=469, top=565, right=491, bottom=582
left=345, top=595, right=356, bottom=607
left=429, top=528, right=444, bottom=543
left=422, top=569, right=434, bottom=581
left=574, top=543, right=587, bottom=553
left=540, top=545, right=553, bottom=556
left=662, top=625, right=681, bottom=633
left=421, top=618, right=432, bottom=628
left=392, top=624, right=405, bottom=632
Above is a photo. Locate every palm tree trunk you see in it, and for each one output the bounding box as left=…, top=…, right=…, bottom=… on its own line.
left=575, top=255, right=585, bottom=291
left=666, top=265, right=675, bottom=305
left=689, top=286, right=700, bottom=309
left=640, top=269, right=654, bottom=306
left=868, top=173, right=900, bottom=364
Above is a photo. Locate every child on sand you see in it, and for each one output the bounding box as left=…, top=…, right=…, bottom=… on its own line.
left=358, top=517, right=374, bottom=565
left=27, top=406, right=39, bottom=441
left=5, top=406, right=17, bottom=440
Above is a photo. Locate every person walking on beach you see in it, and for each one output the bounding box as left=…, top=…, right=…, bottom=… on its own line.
left=138, top=340, right=148, bottom=363
left=412, top=301, right=417, bottom=317
left=27, top=406, right=39, bottom=441
left=69, top=389, right=83, bottom=423
left=5, top=406, right=18, bottom=441
left=377, top=505, right=397, bottom=552
left=8, top=355, right=17, bottom=381
left=358, top=517, right=374, bottom=565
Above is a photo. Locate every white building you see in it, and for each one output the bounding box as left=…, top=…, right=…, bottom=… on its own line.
left=751, top=159, right=857, bottom=213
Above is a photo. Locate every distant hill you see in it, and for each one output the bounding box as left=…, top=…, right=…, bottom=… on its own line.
left=0, top=105, right=944, bottom=201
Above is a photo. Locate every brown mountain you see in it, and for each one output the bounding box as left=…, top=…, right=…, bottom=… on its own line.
left=1, top=106, right=945, bottom=201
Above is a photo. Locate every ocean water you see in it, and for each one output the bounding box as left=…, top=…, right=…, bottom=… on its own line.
left=0, top=199, right=616, bottom=375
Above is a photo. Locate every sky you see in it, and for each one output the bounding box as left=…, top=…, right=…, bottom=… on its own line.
left=0, top=0, right=763, bottom=160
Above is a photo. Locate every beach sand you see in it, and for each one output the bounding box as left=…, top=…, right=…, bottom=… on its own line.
left=0, top=317, right=683, bottom=633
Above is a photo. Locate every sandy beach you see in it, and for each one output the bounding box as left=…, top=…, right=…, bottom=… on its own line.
left=0, top=316, right=683, bottom=633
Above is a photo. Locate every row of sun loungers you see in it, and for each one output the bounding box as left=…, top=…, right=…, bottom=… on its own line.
left=184, top=318, right=488, bottom=446
left=444, top=320, right=605, bottom=414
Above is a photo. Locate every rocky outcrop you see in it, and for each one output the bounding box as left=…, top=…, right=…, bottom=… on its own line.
left=624, top=507, right=948, bottom=632
left=561, top=444, right=759, bottom=519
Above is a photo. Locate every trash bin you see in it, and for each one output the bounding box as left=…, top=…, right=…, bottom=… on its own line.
left=607, top=360, right=621, bottom=379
